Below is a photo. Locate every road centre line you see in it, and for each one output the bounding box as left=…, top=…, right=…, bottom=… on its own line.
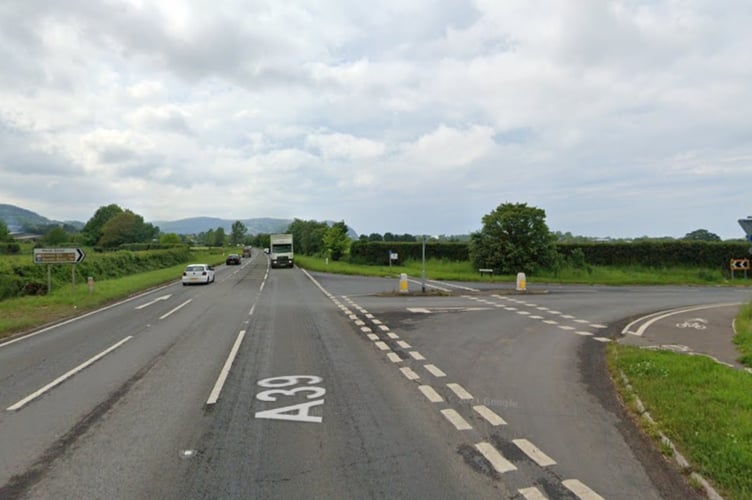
left=7, top=336, right=133, bottom=411
left=160, top=299, right=192, bottom=320
left=207, top=329, right=247, bottom=405
left=513, top=438, right=557, bottom=467
left=441, top=409, right=473, bottom=430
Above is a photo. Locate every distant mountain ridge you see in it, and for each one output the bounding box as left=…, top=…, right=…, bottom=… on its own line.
left=1, top=204, right=355, bottom=237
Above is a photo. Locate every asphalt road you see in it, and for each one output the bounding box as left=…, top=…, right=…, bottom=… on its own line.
left=0, top=254, right=750, bottom=499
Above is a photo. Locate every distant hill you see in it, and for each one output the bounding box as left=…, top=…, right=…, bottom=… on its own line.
left=152, top=217, right=294, bottom=235
left=0, top=204, right=83, bottom=233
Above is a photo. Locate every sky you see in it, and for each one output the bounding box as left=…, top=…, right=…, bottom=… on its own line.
left=1, top=0, right=751, bottom=240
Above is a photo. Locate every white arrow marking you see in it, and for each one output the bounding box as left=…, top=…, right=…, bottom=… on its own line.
left=135, top=294, right=172, bottom=310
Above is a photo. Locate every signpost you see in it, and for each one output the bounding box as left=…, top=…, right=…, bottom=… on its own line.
left=33, top=248, right=87, bottom=293
left=730, top=258, right=750, bottom=279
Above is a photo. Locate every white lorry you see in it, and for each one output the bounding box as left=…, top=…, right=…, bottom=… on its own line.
left=270, top=233, right=294, bottom=268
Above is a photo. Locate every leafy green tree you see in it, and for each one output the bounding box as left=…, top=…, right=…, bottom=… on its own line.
left=43, top=226, right=69, bottom=245
left=323, top=221, right=351, bottom=261
left=0, top=219, right=9, bottom=241
left=288, top=218, right=329, bottom=255
left=214, top=227, right=227, bottom=247
left=368, top=233, right=383, bottom=241
left=469, top=202, right=556, bottom=275
left=97, top=210, right=158, bottom=247
left=81, top=204, right=123, bottom=245
left=683, top=229, right=721, bottom=242
left=230, top=220, right=247, bottom=246
left=160, top=233, right=182, bottom=245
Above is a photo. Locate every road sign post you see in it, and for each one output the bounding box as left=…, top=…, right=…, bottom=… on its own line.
left=730, top=258, right=750, bottom=280
left=33, top=248, right=87, bottom=293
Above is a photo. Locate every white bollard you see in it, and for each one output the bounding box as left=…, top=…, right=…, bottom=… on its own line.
left=399, top=273, right=409, bottom=294
left=516, top=272, right=526, bottom=291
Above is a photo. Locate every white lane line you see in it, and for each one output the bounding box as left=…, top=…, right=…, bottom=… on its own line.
left=400, top=367, right=420, bottom=380
left=562, top=479, right=604, bottom=499
left=372, top=319, right=382, bottom=325
left=575, top=331, right=594, bottom=336
left=407, top=307, right=431, bottom=313
left=558, top=325, right=575, bottom=331
left=365, top=313, right=374, bottom=319
left=159, top=299, right=192, bottom=320
left=354, top=320, right=365, bottom=326
left=447, top=383, right=473, bottom=400
left=207, top=329, right=247, bottom=405
left=7, top=336, right=133, bottom=411
left=517, top=311, right=531, bottom=316
left=367, top=334, right=379, bottom=341
left=623, top=302, right=742, bottom=336
left=530, top=315, right=543, bottom=319
left=360, top=326, right=372, bottom=333
left=409, top=351, right=426, bottom=360
left=575, top=319, right=590, bottom=324
left=249, top=304, right=256, bottom=316
left=518, top=487, right=547, bottom=500
left=441, top=409, right=473, bottom=430
left=418, top=385, right=444, bottom=403
left=374, top=341, right=390, bottom=351
left=474, top=442, right=516, bottom=472
left=473, top=405, right=507, bottom=426
left=387, top=332, right=400, bottom=339
left=591, top=324, right=608, bottom=329
left=513, top=438, right=556, bottom=467
left=378, top=325, right=390, bottom=332
left=593, top=337, right=612, bottom=343
left=543, top=320, right=559, bottom=325
left=396, top=340, right=412, bottom=349
left=386, top=352, right=402, bottom=363
left=424, top=364, right=447, bottom=378
left=561, top=315, right=575, bottom=319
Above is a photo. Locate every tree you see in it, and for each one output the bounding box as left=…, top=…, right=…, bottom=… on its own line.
left=81, top=204, right=124, bottom=245
left=323, top=221, right=351, bottom=261
left=683, top=229, right=721, bottom=242
left=469, top=202, right=556, bottom=275
left=0, top=219, right=9, bottom=241
left=368, top=233, right=383, bottom=241
left=97, top=210, right=158, bottom=247
left=230, top=220, right=247, bottom=246
left=214, top=227, right=227, bottom=247
left=43, top=226, right=69, bottom=245
left=160, top=233, right=182, bottom=245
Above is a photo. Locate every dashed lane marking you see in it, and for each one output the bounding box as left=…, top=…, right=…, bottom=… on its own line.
left=513, top=438, right=557, bottom=467
left=418, top=385, right=444, bottom=403
left=473, top=405, right=507, bottom=426
left=397, top=340, right=412, bottom=349
left=386, top=352, right=402, bottom=363
left=447, top=383, right=473, bottom=400
left=400, top=367, right=420, bottom=380
left=562, top=479, right=604, bottom=500
left=518, top=487, right=547, bottom=500
left=475, top=441, right=517, bottom=473
left=409, top=351, right=426, bottom=360
left=424, top=364, right=446, bottom=378
left=441, top=409, right=473, bottom=430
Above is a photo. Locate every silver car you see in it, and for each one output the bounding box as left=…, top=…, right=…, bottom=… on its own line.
left=182, top=264, right=215, bottom=285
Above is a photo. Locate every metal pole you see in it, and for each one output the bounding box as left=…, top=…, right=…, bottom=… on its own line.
left=421, top=236, right=426, bottom=293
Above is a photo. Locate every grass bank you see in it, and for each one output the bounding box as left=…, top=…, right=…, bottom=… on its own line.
left=608, top=345, right=752, bottom=499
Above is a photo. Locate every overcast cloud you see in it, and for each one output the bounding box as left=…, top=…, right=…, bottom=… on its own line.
left=1, top=0, right=750, bottom=238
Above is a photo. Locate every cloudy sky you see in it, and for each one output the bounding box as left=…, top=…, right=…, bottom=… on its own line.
left=1, top=0, right=751, bottom=239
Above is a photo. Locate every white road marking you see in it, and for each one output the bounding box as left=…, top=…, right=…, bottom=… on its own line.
left=593, top=337, right=611, bottom=342
left=623, top=302, right=741, bottom=336
left=397, top=340, right=412, bottom=349
left=562, top=479, right=604, bottom=499
left=424, top=364, right=446, bottom=378
left=159, top=299, right=192, bottom=320
left=387, top=353, right=402, bottom=363
left=360, top=326, right=372, bottom=333
left=207, top=330, right=247, bottom=405
left=387, top=332, right=399, bottom=339
left=409, top=351, right=426, bottom=360
left=418, top=385, right=444, bottom=403
left=518, top=487, right=547, bottom=499
left=475, top=441, right=516, bottom=472
left=7, top=336, right=133, bottom=411
left=400, top=367, right=420, bottom=380
left=372, top=319, right=382, bottom=325
left=441, top=409, right=473, bottom=430
left=447, top=383, right=473, bottom=400
left=513, top=438, right=556, bottom=466
left=575, top=331, right=594, bottom=336
left=374, top=341, right=390, bottom=351
left=517, top=311, right=531, bottom=315
left=561, top=315, right=575, bottom=319
left=473, top=405, right=507, bottom=426
left=543, top=320, right=559, bottom=325
left=407, top=307, right=432, bottom=313
left=530, top=315, right=543, bottom=319
left=367, top=334, right=379, bottom=341
left=365, top=313, right=374, bottom=319
left=135, top=294, right=172, bottom=309
left=559, top=325, right=575, bottom=331
left=575, top=319, right=590, bottom=324
left=354, top=320, right=365, bottom=326
left=379, top=325, right=390, bottom=332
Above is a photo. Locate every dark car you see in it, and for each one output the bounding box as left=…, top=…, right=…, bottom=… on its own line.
left=226, top=254, right=241, bottom=265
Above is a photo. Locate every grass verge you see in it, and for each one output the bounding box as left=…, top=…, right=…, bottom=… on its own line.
left=607, top=344, right=752, bottom=499
left=734, top=302, right=752, bottom=366
left=0, top=251, right=226, bottom=341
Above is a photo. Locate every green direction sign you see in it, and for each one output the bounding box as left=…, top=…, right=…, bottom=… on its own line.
left=33, top=247, right=86, bottom=264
